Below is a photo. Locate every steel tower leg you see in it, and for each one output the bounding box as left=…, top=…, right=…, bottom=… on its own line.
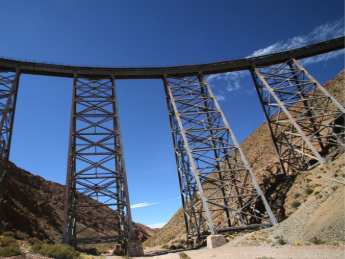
left=163, top=73, right=277, bottom=237
left=0, top=68, right=20, bottom=223
left=251, top=59, right=345, bottom=174
left=62, top=75, right=134, bottom=245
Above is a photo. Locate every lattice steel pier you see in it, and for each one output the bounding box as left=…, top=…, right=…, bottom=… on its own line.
left=0, top=69, right=20, bottom=222
left=163, top=73, right=278, bottom=237
left=62, top=75, right=134, bottom=244
left=251, top=59, right=345, bottom=175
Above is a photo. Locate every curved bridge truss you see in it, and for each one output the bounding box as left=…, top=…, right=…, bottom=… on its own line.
left=0, top=37, right=343, bottom=244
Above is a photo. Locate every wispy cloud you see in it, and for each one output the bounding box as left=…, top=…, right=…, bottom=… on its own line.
left=247, top=17, right=344, bottom=58
left=300, top=49, right=344, bottom=66
left=214, top=94, right=226, bottom=101
left=206, top=18, right=344, bottom=96
left=147, top=222, right=166, bottom=228
left=131, top=202, right=156, bottom=209
left=171, top=197, right=181, bottom=200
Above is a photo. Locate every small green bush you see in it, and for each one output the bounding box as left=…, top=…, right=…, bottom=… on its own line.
left=310, top=237, right=323, bottom=245
left=168, top=244, right=177, bottom=250
left=0, top=245, right=23, bottom=257
left=33, top=243, right=80, bottom=259
left=0, top=237, right=18, bottom=247
left=161, top=244, right=169, bottom=249
left=113, top=249, right=125, bottom=256
left=178, top=252, right=191, bottom=259
left=277, top=238, right=286, bottom=245
left=2, top=231, right=15, bottom=237
left=176, top=245, right=184, bottom=249
left=76, top=247, right=98, bottom=255
left=31, top=243, right=42, bottom=253
left=305, top=188, right=314, bottom=195
left=14, top=230, right=27, bottom=240
left=292, top=201, right=301, bottom=209
left=122, top=255, right=132, bottom=259
left=294, top=193, right=301, bottom=199
left=27, top=237, right=43, bottom=245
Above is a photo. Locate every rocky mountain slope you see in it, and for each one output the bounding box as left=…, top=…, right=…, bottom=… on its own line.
left=143, top=69, right=345, bottom=248
left=1, top=161, right=155, bottom=244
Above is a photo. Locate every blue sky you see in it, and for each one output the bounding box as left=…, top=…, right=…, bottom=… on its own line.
left=1, top=0, right=344, bottom=228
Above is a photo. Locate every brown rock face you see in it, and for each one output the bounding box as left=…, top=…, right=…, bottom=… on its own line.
left=2, top=161, right=155, bottom=243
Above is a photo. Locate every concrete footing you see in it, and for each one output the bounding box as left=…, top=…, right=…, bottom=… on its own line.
left=207, top=235, right=227, bottom=249
left=126, top=239, right=144, bottom=257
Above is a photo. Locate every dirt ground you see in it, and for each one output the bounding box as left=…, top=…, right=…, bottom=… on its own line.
left=93, top=245, right=345, bottom=259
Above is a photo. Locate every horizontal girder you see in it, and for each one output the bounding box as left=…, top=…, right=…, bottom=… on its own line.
left=0, top=37, right=343, bottom=79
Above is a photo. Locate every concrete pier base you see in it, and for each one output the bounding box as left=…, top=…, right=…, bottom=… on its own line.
left=126, top=239, right=144, bottom=257
left=207, top=235, right=227, bottom=249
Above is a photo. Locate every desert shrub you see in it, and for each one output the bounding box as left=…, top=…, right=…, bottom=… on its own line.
left=122, top=255, right=132, bottom=259
left=14, top=230, right=27, bottom=240
left=277, top=238, right=285, bottom=245
left=294, top=193, right=301, bottom=199
left=178, top=252, right=191, bottom=259
left=34, top=243, right=80, bottom=259
left=0, top=245, right=23, bottom=257
left=31, top=243, right=42, bottom=253
left=2, top=231, right=14, bottom=237
left=113, top=249, right=125, bottom=256
left=293, top=241, right=303, bottom=246
left=168, top=244, right=177, bottom=250
left=76, top=247, right=98, bottom=255
left=310, top=237, right=323, bottom=245
left=176, top=245, right=184, bottom=249
left=27, top=237, right=43, bottom=245
left=0, top=237, right=18, bottom=247
left=314, top=191, right=320, bottom=196
left=186, top=240, right=194, bottom=249
left=292, top=201, right=301, bottom=209
left=305, top=188, right=313, bottom=195
left=161, top=244, right=169, bottom=249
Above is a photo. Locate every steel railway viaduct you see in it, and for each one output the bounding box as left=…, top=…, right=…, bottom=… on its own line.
left=0, top=37, right=344, bottom=251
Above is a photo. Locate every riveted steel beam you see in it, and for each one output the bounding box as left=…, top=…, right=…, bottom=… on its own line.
left=0, top=68, right=20, bottom=223
left=62, top=75, right=134, bottom=245
left=251, top=59, right=345, bottom=174
left=163, top=73, right=277, bottom=237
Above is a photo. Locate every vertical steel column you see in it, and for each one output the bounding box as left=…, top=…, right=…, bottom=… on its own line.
left=62, top=75, right=134, bottom=244
left=163, top=73, right=277, bottom=237
left=251, top=59, right=345, bottom=174
left=0, top=68, right=20, bottom=222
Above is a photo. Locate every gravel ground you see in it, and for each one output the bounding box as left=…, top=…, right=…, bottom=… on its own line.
left=137, top=245, right=345, bottom=259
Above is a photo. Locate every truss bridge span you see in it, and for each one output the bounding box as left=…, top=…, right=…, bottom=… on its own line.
left=0, top=37, right=343, bottom=79
left=0, top=36, right=343, bottom=249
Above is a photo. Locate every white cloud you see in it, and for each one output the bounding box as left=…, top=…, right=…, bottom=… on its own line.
left=300, top=49, right=344, bottom=66
left=247, top=17, right=344, bottom=58
left=171, top=197, right=181, bottom=200
left=214, top=94, right=226, bottom=101
left=245, top=89, right=255, bottom=95
left=147, top=222, right=166, bottom=228
left=131, top=202, right=157, bottom=209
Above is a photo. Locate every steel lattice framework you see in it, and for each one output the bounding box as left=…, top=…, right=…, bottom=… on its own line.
left=0, top=69, right=20, bottom=221
left=163, top=73, right=277, bottom=237
left=62, top=75, right=134, bottom=244
left=251, top=59, right=345, bottom=175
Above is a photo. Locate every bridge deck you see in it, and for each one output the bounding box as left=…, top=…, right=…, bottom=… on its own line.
left=0, top=37, right=343, bottom=79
